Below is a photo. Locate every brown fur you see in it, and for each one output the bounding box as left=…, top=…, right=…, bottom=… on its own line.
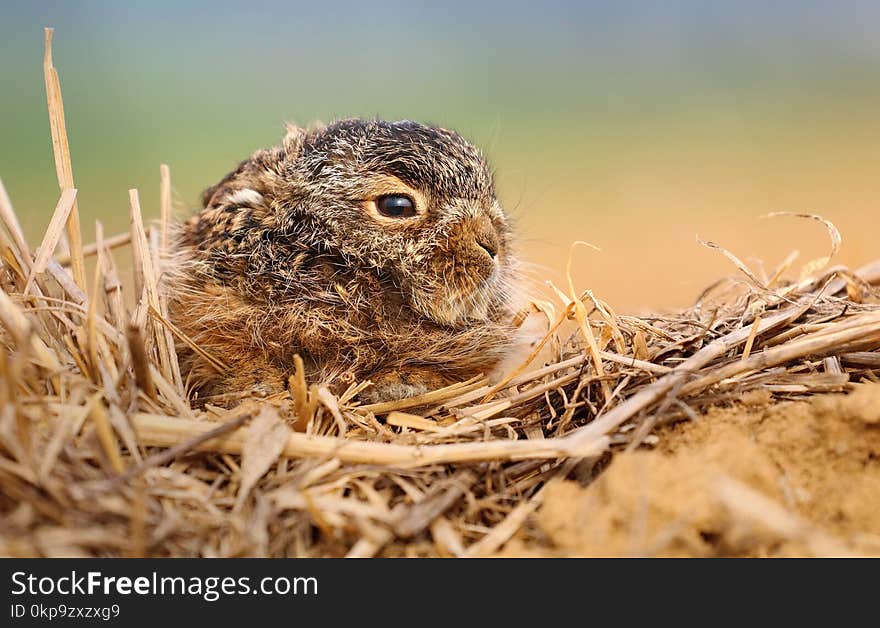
left=164, top=119, right=522, bottom=401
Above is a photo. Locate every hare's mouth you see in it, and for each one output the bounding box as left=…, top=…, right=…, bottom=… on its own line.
left=418, top=291, right=492, bottom=327
left=409, top=271, right=504, bottom=327
left=400, top=238, right=508, bottom=327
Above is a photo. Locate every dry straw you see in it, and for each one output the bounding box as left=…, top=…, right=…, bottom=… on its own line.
left=0, top=30, right=878, bottom=557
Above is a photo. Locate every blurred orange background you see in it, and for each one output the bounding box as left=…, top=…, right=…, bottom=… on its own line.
left=2, top=1, right=877, bottom=312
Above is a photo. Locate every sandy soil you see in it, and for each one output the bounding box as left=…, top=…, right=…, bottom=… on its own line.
left=504, top=384, right=880, bottom=557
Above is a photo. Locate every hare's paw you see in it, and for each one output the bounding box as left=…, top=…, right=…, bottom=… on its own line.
left=217, top=361, right=287, bottom=399
left=362, top=368, right=449, bottom=403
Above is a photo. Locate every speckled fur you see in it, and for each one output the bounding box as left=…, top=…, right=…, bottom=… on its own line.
left=164, top=119, right=522, bottom=401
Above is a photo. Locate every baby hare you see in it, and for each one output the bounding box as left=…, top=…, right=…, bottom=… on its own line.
left=165, top=119, right=522, bottom=401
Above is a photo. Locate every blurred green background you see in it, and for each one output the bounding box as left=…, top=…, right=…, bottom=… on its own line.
left=2, top=1, right=878, bottom=310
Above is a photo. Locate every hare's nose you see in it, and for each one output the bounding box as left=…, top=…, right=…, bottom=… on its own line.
left=477, top=233, right=498, bottom=259
left=471, top=217, right=500, bottom=259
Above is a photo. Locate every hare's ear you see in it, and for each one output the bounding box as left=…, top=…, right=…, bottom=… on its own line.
left=282, top=122, right=306, bottom=155
left=200, top=158, right=251, bottom=208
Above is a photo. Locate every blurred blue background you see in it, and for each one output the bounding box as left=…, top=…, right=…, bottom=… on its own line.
left=2, top=1, right=878, bottom=309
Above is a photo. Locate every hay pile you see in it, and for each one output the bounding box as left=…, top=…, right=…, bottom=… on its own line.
left=1, top=30, right=879, bottom=557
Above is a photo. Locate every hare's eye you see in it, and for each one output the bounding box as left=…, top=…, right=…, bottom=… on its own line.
left=376, top=194, right=416, bottom=218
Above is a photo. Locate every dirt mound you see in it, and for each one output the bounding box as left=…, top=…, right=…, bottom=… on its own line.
left=506, top=384, right=880, bottom=557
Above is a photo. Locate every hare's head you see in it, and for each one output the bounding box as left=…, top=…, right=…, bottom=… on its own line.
left=194, top=119, right=518, bottom=327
